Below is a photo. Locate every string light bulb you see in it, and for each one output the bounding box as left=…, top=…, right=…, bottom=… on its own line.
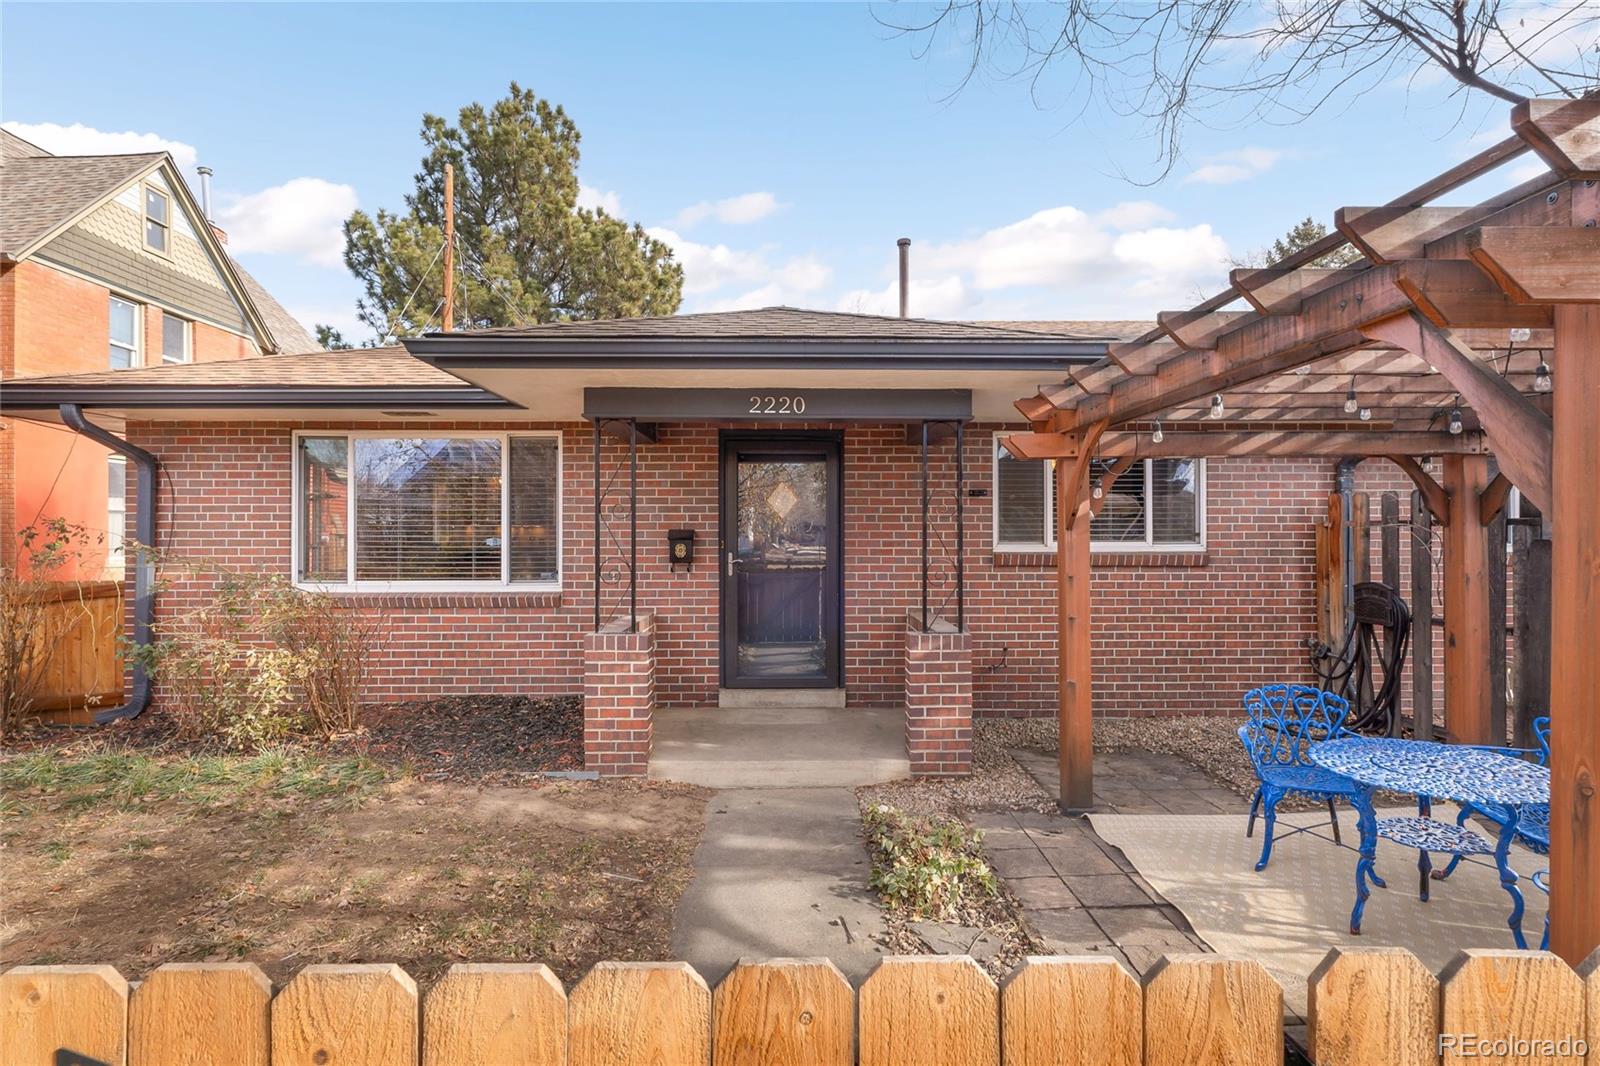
left=1344, top=376, right=1359, bottom=414
left=1091, top=478, right=1104, bottom=500
left=1209, top=393, right=1225, bottom=419
left=1151, top=420, right=1164, bottom=444
left=1359, top=407, right=1373, bottom=422
left=1447, top=402, right=1464, bottom=436
left=1534, top=360, right=1553, bottom=394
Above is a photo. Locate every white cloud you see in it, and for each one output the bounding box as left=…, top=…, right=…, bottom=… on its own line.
left=1094, top=201, right=1177, bottom=230
left=215, top=178, right=358, bottom=268
left=577, top=183, right=623, bottom=215
left=847, top=204, right=1230, bottom=320
left=2, top=120, right=199, bottom=171
left=1182, top=146, right=1286, bottom=185
left=835, top=275, right=975, bottom=319
left=647, top=227, right=830, bottom=304
left=673, top=191, right=781, bottom=228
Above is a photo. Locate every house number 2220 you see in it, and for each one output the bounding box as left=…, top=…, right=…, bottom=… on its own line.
left=749, top=394, right=806, bottom=415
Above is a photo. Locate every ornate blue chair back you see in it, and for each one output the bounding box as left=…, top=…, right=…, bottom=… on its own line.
left=1533, top=716, right=1550, bottom=766
left=1241, top=684, right=1351, bottom=770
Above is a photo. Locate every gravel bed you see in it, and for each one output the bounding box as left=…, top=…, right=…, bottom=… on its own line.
left=857, top=724, right=1054, bottom=818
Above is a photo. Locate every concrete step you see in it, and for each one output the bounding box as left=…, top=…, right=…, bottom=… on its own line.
left=650, top=705, right=910, bottom=788
left=718, top=687, right=847, bottom=709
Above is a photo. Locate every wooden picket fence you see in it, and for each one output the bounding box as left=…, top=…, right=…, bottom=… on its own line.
left=0, top=947, right=1593, bottom=1062
left=3, top=948, right=1596, bottom=1065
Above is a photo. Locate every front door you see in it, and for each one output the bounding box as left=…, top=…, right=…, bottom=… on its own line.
left=720, top=433, right=843, bottom=688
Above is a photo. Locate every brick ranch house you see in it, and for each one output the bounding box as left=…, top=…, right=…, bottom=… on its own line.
left=3, top=307, right=1422, bottom=775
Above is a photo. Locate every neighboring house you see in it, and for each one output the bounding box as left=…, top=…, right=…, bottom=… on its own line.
left=0, top=128, right=316, bottom=576
left=2, top=306, right=1418, bottom=772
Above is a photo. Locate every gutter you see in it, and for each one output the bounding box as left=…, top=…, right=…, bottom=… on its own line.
left=59, top=404, right=156, bottom=723
left=2, top=386, right=516, bottom=413
left=404, top=336, right=1109, bottom=369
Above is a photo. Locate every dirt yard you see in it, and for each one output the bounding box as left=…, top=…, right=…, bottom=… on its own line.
left=0, top=747, right=708, bottom=985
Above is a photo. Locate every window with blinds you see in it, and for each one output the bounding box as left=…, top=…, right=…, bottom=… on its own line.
left=295, top=433, right=562, bottom=588
left=992, top=437, right=1204, bottom=551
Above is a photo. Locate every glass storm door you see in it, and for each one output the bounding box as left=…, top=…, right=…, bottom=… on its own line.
left=720, top=434, right=842, bottom=688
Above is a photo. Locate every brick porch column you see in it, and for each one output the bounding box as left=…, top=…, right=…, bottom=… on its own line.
left=583, top=613, right=655, bottom=777
left=904, top=612, right=973, bottom=778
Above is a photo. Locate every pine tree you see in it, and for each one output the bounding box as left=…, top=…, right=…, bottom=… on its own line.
left=341, top=83, right=683, bottom=341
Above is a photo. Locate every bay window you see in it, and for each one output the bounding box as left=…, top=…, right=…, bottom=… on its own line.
left=992, top=436, right=1204, bottom=551
left=293, top=431, right=562, bottom=589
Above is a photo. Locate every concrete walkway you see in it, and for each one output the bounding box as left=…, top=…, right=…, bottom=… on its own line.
left=669, top=787, right=889, bottom=983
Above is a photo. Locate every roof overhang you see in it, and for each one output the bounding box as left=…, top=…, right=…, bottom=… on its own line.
left=0, top=385, right=516, bottom=422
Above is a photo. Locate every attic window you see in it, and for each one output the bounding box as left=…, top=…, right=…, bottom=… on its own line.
left=143, top=185, right=170, bottom=253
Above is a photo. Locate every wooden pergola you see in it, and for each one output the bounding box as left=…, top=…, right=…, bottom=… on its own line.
left=1007, top=98, right=1600, bottom=964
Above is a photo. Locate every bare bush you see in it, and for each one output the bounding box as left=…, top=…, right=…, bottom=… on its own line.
left=132, top=558, right=386, bottom=748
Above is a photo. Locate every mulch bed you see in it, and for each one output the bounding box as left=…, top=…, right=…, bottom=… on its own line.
left=347, top=695, right=584, bottom=782
left=5, top=695, right=586, bottom=784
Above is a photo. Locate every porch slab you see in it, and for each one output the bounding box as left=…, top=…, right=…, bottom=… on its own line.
left=649, top=705, right=910, bottom=788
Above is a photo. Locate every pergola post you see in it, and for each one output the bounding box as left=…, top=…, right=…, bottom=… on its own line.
left=1055, top=425, right=1105, bottom=813
left=1548, top=303, right=1600, bottom=965
left=1441, top=454, right=1494, bottom=745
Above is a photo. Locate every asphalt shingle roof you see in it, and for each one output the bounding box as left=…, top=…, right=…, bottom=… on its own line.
left=440, top=306, right=1090, bottom=342
left=229, top=255, right=319, bottom=355
left=977, top=319, right=1153, bottom=342
left=0, top=143, right=164, bottom=259
left=6, top=346, right=462, bottom=389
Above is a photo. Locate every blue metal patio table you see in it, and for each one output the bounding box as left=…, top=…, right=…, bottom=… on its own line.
left=1308, top=737, right=1550, bottom=947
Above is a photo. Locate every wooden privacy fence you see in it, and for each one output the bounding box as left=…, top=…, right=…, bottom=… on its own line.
left=23, top=579, right=124, bottom=719
left=4, top=948, right=1597, bottom=1065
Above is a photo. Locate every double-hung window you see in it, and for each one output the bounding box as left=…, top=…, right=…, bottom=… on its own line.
left=107, top=455, right=127, bottom=573
left=161, top=314, right=191, bottom=364
left=143, top=184, right=170, bottom=254
left=294, top=431, right=562, bottom=590
left=992, top=436, right=1204, bottom=551
left=109, top=296, right=140, bottom=369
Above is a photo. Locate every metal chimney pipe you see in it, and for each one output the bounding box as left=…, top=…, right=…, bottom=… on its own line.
left=897, top=238, right=911, bottom=318
left=196, top=166, right=214, bottom=222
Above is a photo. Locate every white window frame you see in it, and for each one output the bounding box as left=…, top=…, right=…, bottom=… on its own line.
left=109, top=295, right=142, bottom=369
left=991, top=433, right=1207, bottom=553
left=161, top=312, right=192, bottom=364
left=107, top=454, right=127, bottom=572
left=291, top=429, right=564, bottom=593
left=142, top=182, right=172, bottom=256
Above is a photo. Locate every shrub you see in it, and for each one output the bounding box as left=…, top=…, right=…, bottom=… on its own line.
left=862, top=803, right=998, bottom=921
left=0, top=521, right=110, bottom=741
left=132, top=561, right=384, bottom=749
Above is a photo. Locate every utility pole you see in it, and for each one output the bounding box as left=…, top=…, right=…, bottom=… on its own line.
left=442, top=162, right=455, bottom=331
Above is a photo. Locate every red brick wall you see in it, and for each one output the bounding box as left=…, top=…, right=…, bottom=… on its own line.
left=905, top=620, right=973, bottom=776
left=2, top=259, right=261, bottom=572
left=584, top=614, right=656, bottom=776
left=124, top=418, right=1361, bottom=717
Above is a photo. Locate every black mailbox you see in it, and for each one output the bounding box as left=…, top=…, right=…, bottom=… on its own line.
left=667, top=528, right=696, bottom=569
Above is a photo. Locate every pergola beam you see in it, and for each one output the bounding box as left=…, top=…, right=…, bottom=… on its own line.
left=1513, top=98, right=1600, bottom=177
left=1002, top=429, right=1485, bottom=461
left=1389, top=455, right=1451, bottom=526
left=1230, top=266, right=1367, bottom=315
left=1466, top=227, right=1600, bottom=303
left=1361, top=311, right=1552, bottom=513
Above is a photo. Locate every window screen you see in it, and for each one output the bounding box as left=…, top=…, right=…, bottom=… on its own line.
left=995, top=444, right=1048, bottom=545
left=353, top=438, right=503, bottom=582
left=298, top=437, right=349, bottom=582
left=509, top=436, right=560, bottom=582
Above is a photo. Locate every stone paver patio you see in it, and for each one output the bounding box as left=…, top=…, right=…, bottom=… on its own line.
left=971, top=807, right=1208, bottom=975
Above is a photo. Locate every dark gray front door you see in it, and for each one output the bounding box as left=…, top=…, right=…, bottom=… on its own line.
left=720, top=433, right=843, bottom=688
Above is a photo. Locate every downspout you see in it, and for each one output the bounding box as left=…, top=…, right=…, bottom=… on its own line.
left=59, top=404, right=156, bottom=723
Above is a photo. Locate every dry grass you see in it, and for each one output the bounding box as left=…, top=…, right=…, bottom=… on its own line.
left=0, top=745, right=709, bottom=984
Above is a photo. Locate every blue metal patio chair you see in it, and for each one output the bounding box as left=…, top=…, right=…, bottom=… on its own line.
left=1239, top=684, right=1365, bottom=871
left=1433, top=716, right=1551, bottom=882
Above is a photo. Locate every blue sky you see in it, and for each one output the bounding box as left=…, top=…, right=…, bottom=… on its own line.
left=2, top=2, right=1541, bottom=344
